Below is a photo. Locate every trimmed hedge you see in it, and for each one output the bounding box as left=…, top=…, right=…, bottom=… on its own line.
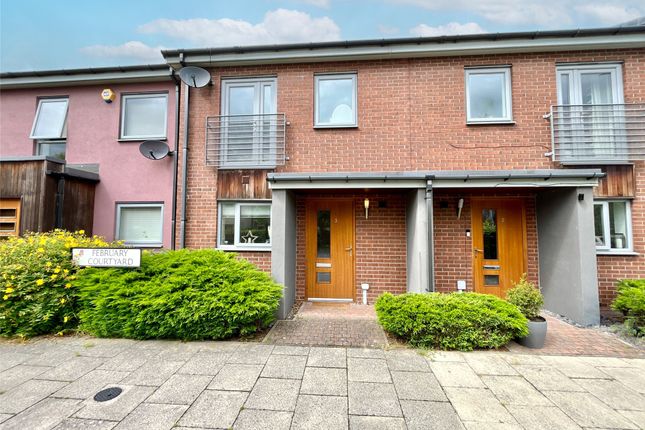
left=76, top=249, right=282, bottom=340
left=612, top=279, right=645, bottom=337
left=375, top=292, right=528, bottom=351
left=0, top=230, right=116, bottom=338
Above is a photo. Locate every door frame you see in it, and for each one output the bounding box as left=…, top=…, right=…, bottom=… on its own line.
left=470, top=197, right=528, bottom=296
left=304, top=197, right=356, bottom=301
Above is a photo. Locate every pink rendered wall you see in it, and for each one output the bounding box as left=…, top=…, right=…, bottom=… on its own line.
left=0, top=82, right=177, bottom=247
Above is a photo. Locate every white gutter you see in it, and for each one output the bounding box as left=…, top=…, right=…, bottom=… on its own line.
left=0, top=68, right=174, bottom=89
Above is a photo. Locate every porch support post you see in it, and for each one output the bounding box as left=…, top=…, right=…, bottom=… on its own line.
left=406, top=188, right=431, bottom=293
left=536, top=187, right=600, bottom=325
left=271, top=189, right=297, bottom=319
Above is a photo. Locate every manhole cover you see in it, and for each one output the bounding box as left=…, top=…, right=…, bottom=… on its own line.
left=93, top=387, right=123, bottom=402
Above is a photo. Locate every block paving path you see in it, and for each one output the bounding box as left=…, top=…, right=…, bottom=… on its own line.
left=1, top=336, right=644, bottom=429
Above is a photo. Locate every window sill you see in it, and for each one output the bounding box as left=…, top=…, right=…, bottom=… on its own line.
left=314, top=124, right=358, bottom=129
left=123, top=243, right=163, bottom=249
left=466, top=120, right=515, bottom=126
left=118, top=137, right=167, bottom=143
left=218, top=246, right=271, bottom=252
left=596, top=251, right=639, bottom=256
left=218, top=165, right=277, bottom=170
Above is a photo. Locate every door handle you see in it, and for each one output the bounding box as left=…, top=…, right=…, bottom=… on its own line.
left=473, top=248, right=483, bottom=253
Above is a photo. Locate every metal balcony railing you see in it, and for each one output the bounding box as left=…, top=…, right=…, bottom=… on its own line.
left=548, top=104, right=645, bottom=163
left=206, top=113, right=286, bottom=168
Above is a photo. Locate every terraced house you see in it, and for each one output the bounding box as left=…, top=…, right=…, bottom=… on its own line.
left=162, top=25, right=644, bottom=325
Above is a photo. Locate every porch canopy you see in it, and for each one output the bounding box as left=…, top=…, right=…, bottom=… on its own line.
left=268, top=169, right=603, bottom=325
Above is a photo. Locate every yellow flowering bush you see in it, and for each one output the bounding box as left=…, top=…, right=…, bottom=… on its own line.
left=0, top=230, right=119, bottom=338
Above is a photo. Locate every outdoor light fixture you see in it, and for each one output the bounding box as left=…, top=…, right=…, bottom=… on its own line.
left=364, top=198, right=370, bottom=219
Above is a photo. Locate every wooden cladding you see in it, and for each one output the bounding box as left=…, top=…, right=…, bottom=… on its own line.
left=0, top=199, right=21, bottom=237
left=594, top=165, right=635, bottom=198
left=217, top=170, right=272, bottom=200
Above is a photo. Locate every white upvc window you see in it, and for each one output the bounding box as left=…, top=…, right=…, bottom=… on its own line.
left=556, top=63, right=624, bottom=106
left=218, top=201, right=271, bottom=251
left=594, top=200, right=632, bottom=253
left=116, top=203, right=164, bottom=247
left=465, top=67, right=513, bottom=123
left=30, top=98, right=68, bottom=139
left=120, top=93, right=168, bottom=140
left=314, top=73, right=357, bottom=127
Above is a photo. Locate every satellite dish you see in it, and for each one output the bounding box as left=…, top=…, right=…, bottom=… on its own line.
left=139, top=140, right=172, bottom=160
left=178, top=66, right=212, bottom=88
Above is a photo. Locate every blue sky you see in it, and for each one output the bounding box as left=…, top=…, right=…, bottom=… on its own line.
left=1, top=0, right=642, bottom=72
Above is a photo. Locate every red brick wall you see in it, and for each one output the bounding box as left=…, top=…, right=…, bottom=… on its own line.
left=294, top=192, right=407, bottom=303
left=433, top=192, right=539, bottom=293
left=175, top=48, right=644, bottom=306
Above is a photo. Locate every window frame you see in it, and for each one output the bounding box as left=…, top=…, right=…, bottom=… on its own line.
left=30, top=98, right=69, bottom=139
left=115, top=202, right=164, bottom=247
left=314, top=73, right=358, bottom=128
left=119, top=93, right=169, bottom=141
left=36, top=139, right=67, bottom=160
left=217, top=201, right=271, bottom=251
left=465, top=67, right=513, bottom=124
left=556, top=63, right=624, bottom=105
left=593, top=199, right=633, bottom=253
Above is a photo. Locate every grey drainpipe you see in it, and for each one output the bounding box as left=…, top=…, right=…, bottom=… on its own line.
left=170, top=71, right=180, bottom=250
left=179, top=74, right=190, bottom=248
left=426, top=177, right=434, bottom=292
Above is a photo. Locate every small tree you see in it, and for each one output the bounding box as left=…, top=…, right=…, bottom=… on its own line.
left=506, top=274, right=543, bottom=320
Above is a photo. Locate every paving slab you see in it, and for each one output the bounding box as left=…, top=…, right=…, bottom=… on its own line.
left=505, top=405, right=582, bottom=430
left=462, top=423, right=522, bottom=430
left=25, top=347, right=77, bottom=367
left=429, top=362, right=485, bottom=388
left=68, top=339, right=136, bottom=359
left=0, top=352, right=40, bottom=371
left=540, top=356, right=611, bottom=379
left=511, top=365, right=584, bottom=392
left=426, top=351, right=466, bottom=362
left=52, top=418, right=118, bottom=430
left=347, top=358, right=391, bottom=383
left=444, top=387, right=517, bottom=424
left=119, top=359, right=183, bottom=386
left=464, top=354, right=518, bottom=376
left=0, top=398, right=82, bottom=430
left=348, top=382, right=402, bottom=417
left=598, top=366, right=645, bottom=394
left=349, top=415, right=406, bottom=429
left=73, top=385, right=155, bottom=421
left=97, top=348, right=160, bottom=373
left=53, top=370, right=130, bottom=400
left=400, top=400, right=464, bottom=430
left=574, top=378, right=645, bottom=411
left=580, top=356, right=632, bottom=367
left=544, top=390, right=638, bottom=429
left=245, top=378, right=300, bottom=411
left=300, top=367, right=347, bottom=396
left=307, top=347, right=346, bottom=368
left=0, top=379, right=67, bottom=414
left=481, top=375, right=552, bottom=406
left=146, top=374, right=212, bottom=404
left=178, top=389, right=247, bottom=429
left=113, top=402, right=187, bottom=430
left=618, top=410, right=645, bottom=429
left=208, top=364, right=263, bottom=391
left=271, top=345, right=310, bottom=356
left=500, top=354, right=546, bottom=366
left=261, top=354, right=307, bottom=379
left=233, top=409, right=292, bottom=430
left=227, top=344, right=274, bottom=365
left=0, top=365, right=50, bottom=391
left=347, top=348, right=386, bottom=359
left=177, top=352, right=229, bottom=375
left=37, top=357, right=104, bottom=382
left=385, top=350, right=429, bottom=372
left=0, top=414, right=12, bottom=424
left=391, top=370, right=447, bottom=401
left=292, top=394, right=348, bottom=429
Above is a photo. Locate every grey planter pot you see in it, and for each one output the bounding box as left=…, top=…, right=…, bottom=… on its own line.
left=517, top=317, right=547, bottom=349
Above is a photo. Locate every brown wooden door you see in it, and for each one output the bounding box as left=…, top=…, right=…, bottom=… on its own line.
left=471, top=199, right=527, bottom=298
left=305, top=199, right=354, bottom=300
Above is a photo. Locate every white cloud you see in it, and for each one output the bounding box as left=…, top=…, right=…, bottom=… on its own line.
left=378, top=24, right=400, bottom=35
left=410, top=22, right=486, bottom=36
left=137, top=9, right=341, bottom=46
left=388, top=0, right=644, bottom=27
left=80, top=41, right=164, bottom=61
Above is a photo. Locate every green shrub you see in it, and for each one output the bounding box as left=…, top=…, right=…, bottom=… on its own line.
left=506, top=274, right=544, bottom=320
left=375, top=292, right=528, bottom=351
left=612, top=279, right=645, bottom=337
left=0, top=230, right=115, bottom=338
left=76, top=249, right=283, bottom=340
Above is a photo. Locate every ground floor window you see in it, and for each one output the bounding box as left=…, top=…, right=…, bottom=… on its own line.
left=37, top=140, right=66, bottom=160
left=218, top=201, right=271, bottom=250
left=116, top=203, right=163, bottom=247
left=594, top=200, right=632, bottom=252
left=0, top=199, right=21, bottom=237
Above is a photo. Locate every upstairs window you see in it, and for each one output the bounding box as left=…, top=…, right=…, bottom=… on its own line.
left=314, top=73, right=357, bottom=127
left=218, top=202, right=271, bottom=250
left=120, top=94, right=168, bottom=140
left=30, top=98, right=68, bottom=139
left=465, top=67, right=512, bottom=123
left=594, top=200, right=632, bottom=253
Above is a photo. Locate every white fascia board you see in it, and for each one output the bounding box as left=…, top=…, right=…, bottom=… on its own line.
left=432, top=177, right=600, bottom=188
left=166, top=34, right=645, bottom=68
left=268, top=179, right=427, bottom=190
left=0, top=69, right=173, bottom=89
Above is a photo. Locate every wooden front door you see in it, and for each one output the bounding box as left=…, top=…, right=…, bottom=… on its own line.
left=305, top=199, right=354, bottom=300
left=471, top=199, right=527, bottom=298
